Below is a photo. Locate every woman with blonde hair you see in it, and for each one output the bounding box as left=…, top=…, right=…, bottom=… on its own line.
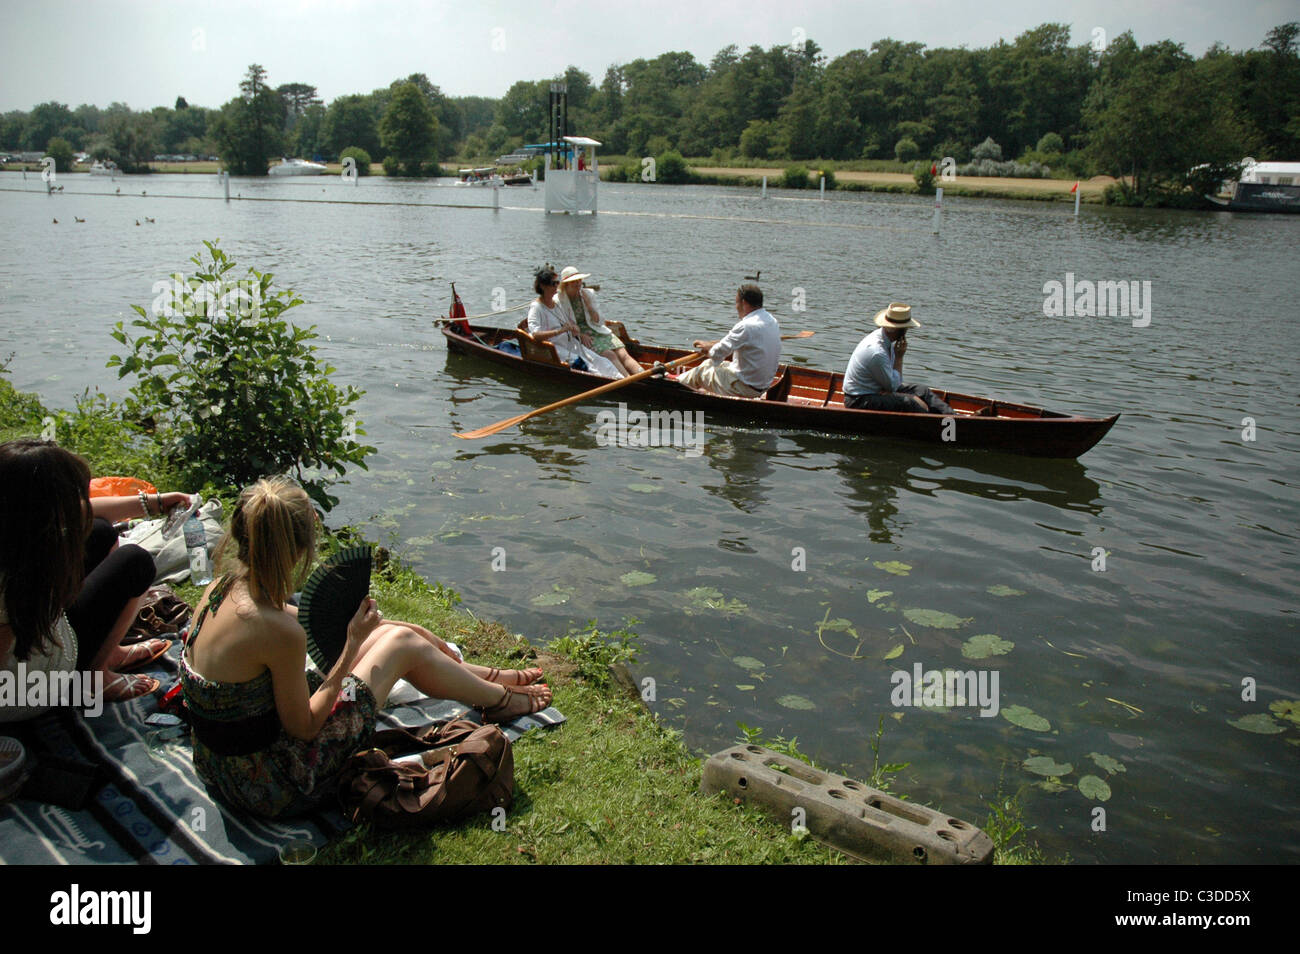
left=180, top=476, right=549, bottom=819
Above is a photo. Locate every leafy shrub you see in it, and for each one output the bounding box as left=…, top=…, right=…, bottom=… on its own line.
left=381, top=155, right=400, bottom=176
left=912, top=162, right=936, bottom=194
left=45, top=137, right=75, bottom=173
left=655, top=149, right=691, bottom=184
left=107, top=241, right=375, bottom=510
left=971, top=136, right=1003, bottom=161
left=548, top=619, right=640, bottom=686
left=781, top=164, right=811, bottom=188
left=957, top=158, right=1050, bottom=178
left=894, top=137, right=919, bottom=162
left=1036, top=132, right=1064, bottom=155
left=739, top=120, right=776, bottom=159
left=339, top=146, right=371, bottom=176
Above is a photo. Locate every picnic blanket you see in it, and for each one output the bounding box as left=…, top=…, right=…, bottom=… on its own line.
left=0, top=642, right=564, bottom=864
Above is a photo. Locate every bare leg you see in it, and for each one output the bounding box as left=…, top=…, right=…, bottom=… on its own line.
left=612, top=347, right=642, bottom=376
left=356, top=621, right=541, bottom=685
left=351, top=626, right=550, bottom=717
left=91, top=596, right=143, bottom=672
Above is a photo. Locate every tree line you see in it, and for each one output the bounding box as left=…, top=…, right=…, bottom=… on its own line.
left=3, top=22, right=1296, bottom=202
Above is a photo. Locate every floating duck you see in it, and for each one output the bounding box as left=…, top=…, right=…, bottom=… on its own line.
left=115, top=187, right=120, bottom=195
left=744, top=269, right=761, bottom=281
left=52, top=218, right=58, bottom=224
left=144, top=216, right=155, bottom=224
left=74, top=216, right=85, bottom=223
left=135, top=220, right=141, bottom=226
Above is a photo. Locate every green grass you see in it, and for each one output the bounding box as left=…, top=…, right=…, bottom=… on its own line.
left=2, top=349, right=1051, bottom=865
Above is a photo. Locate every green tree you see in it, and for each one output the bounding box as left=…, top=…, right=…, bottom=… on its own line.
left=322, top=95, right=380, bottom=160
left=45, top=137, right=74, bottom=172
left=23, top=102, right=73, bottom=151
left=212, top=65, right=285, bottom=174
left=380, top=81, right=438, bottom=176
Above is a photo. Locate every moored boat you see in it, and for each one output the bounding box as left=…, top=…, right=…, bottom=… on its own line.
left=441, top=319, right=1119, bottom=459
left=1205, top=159, right=1300, bottom=213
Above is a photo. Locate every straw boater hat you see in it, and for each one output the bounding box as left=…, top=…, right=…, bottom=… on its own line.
left=873, top=302, right=920, bottom=329
left=559, top=266, right=590, bottom=285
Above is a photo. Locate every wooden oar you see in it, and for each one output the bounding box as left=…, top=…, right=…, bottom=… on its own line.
left=454, top=351, right=706, bottom=439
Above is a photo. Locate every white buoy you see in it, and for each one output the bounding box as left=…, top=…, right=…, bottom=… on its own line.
left=762, top=175, right=767, bottom=199
left=1073, top=183, right=1080, bottom=217
left=223, top=171, right=230, bottom=203
left=820, top=175, right=825, bottom=199
left=493, top=181, right=500, bottom=210
left=931, top=187, right=943, bottom=234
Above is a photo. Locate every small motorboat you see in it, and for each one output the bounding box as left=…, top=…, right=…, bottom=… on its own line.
left=268, top=157, right=328, bottom=176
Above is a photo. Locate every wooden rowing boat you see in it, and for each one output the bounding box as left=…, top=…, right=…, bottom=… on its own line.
left=441, top=320, right=1119, bottom=459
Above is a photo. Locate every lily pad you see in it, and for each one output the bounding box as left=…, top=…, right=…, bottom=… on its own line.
left=1023, top=756, right=1073, bottom=777
left=867, top=589, right=892, bottom=603
left=1078, top=775, right=1112, bottom=801
left=620, top=570, right=656, bottom=587
left=903, top=608, right=972, bottom=630
left=1228, top=713, right=1285, bottom=735
left=1035, top=779, right=1069, bottom=793
left=684, top=586, right=749, bottom=617
left=735, top=684, right=755, bottom=692
left=883, top=644, right=904, bottom=660
left=1269, top=699, right=1300, bottom=726
left=776, top=694, right=817, bottom=711
left=530, top=585, right=571, bottom=607
left=962, top=633, right=1014, bottom=659
left=1002, top=705, right=1051, bottom=732
left=732, top=656, right=765, bottom=672
left=1088, top=752, right=1126, bottom=775
left=873, top=560, right=912, bottom=576
left=627, top=483, right=659, bottom=494
left=986, top=584, right=1025, bottom=597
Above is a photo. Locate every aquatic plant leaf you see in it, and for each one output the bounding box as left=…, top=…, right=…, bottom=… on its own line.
left=1268, top=699, right=1300, bottom=725
left=883, top=644, right=904, bottom=660
left=820, top=617, right=856, bottom=635
left=1088, top=752, right=1126, bottom=775
left=732, top=656, right=765, bottom=672
left=873, top=560, right=912, bottom=576
left=628, top=483, right=659, bottom=493
left=1078, top=775, right=1112, bottom=801
left=1002, top=705, right=1051, bottom=731
left=1035, top=779, right=1069, bottom=793
left=686, top=586, right=723, bottom=601
left=620, top=570, right=656, bottom=587
left=530, top=585, right=571, bottom=606
left=867, top=589, right=892, bottom=603
left=684, top=586, right=748, bottom=617
left=987, top=584, right=1025, bottom=597
left=1022, top=756, right=1073, bottom=777
left=962, top=633, right=1014, bottom=659
left=776, top=694, right=817, bottom=711
left=1228, top=713, right=1285, bottom=734
left=735, top=684, right=755, bottom=692
left=903, top=608, right=971, bottom=629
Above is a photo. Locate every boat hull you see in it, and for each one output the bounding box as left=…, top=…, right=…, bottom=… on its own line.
left=442, top=323, right=1118, bottom=459
left=1207, top=181, right=1300, bottom=213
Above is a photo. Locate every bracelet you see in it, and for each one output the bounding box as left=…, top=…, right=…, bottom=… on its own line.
left=155, top=493, right=162, bottom=515
left=137, top=490, right=149, bottom=518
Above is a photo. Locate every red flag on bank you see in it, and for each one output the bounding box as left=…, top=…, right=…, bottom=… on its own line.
left=1070, top=181, right=1079, bottom=193
left=930, top=163, right=937, bottom=176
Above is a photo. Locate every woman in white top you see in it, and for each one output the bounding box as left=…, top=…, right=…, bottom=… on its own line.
left=1, top=440, right=178, bottom=720
left=525, top=267, right=623, bottom=378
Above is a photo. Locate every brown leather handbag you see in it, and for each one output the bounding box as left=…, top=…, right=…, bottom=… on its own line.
left=338, top=720, right=514, bottom=829
left=124, top=585, right=192, bottom=643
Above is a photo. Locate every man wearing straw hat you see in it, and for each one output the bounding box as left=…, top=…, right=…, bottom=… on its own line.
left=842, top=302, right=953, bottom=413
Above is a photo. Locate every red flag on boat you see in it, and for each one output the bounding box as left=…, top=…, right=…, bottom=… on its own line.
left=450, top=283, right=470, bottom=335
left=1070, top=181, right=1079, bottom=193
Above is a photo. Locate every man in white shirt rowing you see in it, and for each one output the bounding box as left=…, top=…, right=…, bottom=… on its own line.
left=674, top=284, right=781, bottom=398
left=842, top=302, right=953, bottom=413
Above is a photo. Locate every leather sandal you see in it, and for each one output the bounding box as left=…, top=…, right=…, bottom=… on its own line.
left=480, top=683, right=552, bottom=724
left=115, top=638, right=171, bottom=672
left=484, top=666, right=544, bottom=686
left=103, top=672, right=162, bottom=703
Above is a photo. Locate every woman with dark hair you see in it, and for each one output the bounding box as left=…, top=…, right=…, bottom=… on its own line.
left=0, top=440, right=180, bottom=720
left=180, top=476, right=551, bottom=819
left=525, top=266, right=623, bottom=378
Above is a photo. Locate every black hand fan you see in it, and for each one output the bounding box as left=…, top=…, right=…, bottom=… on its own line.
left=299, top=546, right=372, bottom=671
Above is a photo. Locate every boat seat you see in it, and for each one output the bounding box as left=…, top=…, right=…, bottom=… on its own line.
left=606, top=320, right=637, bottom=347
left=513, top=326, right=564, bottom=366
left=822, top=373, right=844, bottom=407
left=763, top=367, right=794, bottom=402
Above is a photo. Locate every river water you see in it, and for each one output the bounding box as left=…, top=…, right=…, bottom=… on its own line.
left=1, top=172, right=1296, bottom=864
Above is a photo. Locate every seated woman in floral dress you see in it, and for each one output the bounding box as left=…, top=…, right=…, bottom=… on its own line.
left=557, top=266, right=643, bottom=377
left=180, top=476, right=550, bottom=819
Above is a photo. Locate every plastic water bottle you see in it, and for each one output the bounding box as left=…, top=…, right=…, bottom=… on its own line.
left=183, top=508, right=213, bottom=585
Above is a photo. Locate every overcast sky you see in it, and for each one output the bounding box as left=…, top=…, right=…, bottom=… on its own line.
left=1, top=0, right=1294, bottom=112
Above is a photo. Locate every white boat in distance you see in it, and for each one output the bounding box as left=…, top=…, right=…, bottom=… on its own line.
left=455, top=167, right=503, bottom=186
left=268, top=157, right=328, bottom=176
left=88, top=160, right=119, bottom=176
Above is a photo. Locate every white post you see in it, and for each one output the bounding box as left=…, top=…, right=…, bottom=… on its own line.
left=1073, top=185, right=1080, bottom=217
left=493, top=181, right=500, bottom=210
left=223, top=171, right=230, bottom=203
left=931, top=186, right=943, bottom=234
left=820, top=175, right=825, bottom=199
left=762, top=175, right=767, bottom=199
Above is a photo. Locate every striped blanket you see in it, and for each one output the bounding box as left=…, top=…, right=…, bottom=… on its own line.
left=0, top=644, right=564, bottom=864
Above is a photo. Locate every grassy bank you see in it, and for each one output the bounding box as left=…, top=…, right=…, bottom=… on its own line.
left=1, top=368, right=1046, bottom=864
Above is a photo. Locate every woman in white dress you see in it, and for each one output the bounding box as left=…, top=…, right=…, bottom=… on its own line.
left=525, top=267, right=623, bottom=378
